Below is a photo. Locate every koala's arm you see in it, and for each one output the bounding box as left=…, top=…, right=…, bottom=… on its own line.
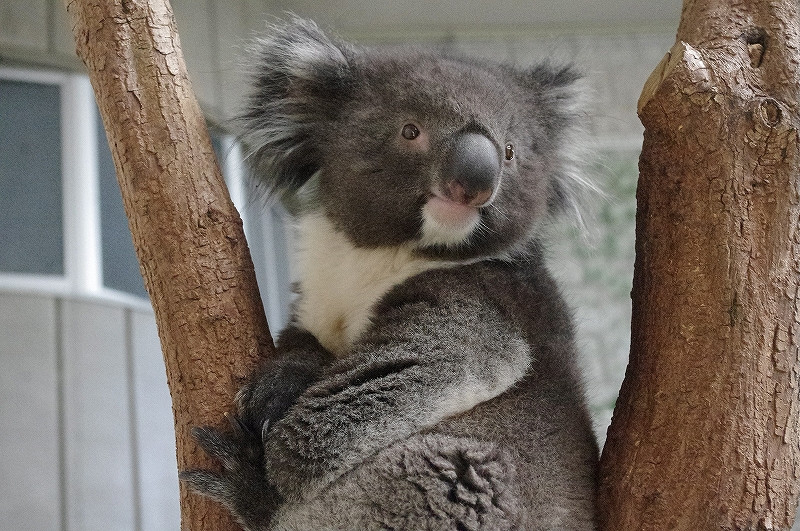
left=179, top=326, right=334, bottom=530
left=264, top=295, right=532, bottom=501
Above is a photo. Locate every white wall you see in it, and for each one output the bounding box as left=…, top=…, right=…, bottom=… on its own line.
left=0, top=292, right=179, bottom=531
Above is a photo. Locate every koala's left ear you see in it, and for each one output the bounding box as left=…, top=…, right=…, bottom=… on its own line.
left=514, top=64, right=592, bottom=219
left=515, top=63, right=584, bottom=141
left=239, top=17, right=355, bottom=202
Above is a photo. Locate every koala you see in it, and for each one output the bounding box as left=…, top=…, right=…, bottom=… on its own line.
left=181, top=17, right=599, bottom=531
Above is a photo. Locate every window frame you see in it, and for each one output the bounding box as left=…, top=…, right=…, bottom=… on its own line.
left=0, top=66, right=295, bottom=323
left=0, top=66, right=148, bottom=308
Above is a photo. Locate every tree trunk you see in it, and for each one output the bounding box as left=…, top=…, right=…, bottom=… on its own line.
left=64, top=1, right=273, bottom=530
left=599, top=1, right=800, bottom=530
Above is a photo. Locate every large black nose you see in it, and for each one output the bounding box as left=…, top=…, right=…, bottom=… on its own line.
left=442, top=132, right=501, bottom=206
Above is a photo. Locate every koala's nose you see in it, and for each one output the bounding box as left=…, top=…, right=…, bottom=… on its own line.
left=442, top=133, right=501, bottom=207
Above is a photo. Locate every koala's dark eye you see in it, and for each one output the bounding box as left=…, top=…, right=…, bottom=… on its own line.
left=401, top=123, right=420, bottom=140
left=505, top=143, right=515, bottom=161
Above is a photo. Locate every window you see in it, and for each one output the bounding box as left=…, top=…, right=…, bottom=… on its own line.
left=0, top=68, right=104, bottom=296
left=0, top=76, right=64, bottom=276
left=0, top=67, right=294, bottom=330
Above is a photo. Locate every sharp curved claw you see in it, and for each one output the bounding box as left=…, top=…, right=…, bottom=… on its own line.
left=261, top=420, right=271, bottom=445
left=226, top=411, right=255, bottom=437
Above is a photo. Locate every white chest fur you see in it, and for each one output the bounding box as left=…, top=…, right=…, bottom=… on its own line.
left=293, top=214, right=445, bottom=357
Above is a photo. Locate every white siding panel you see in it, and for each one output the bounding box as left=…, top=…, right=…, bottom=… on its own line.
left=130, top=309, right=180, bottom=531
left=61, top=299, right=136, bottom=531
left=0, top=293, right=60, bottom=531
left=0, top=0, right=48, bottom=50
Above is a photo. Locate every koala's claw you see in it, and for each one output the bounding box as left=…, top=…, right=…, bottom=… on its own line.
left=180, top=421, right=279, bottom=529
left=226, top=411, right=271, bottom=444
left=179, top=468, right=229, bottom=501
left=226, top=411, right=256, bottom=437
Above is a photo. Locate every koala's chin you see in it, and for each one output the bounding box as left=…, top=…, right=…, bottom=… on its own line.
left=419, top=196, right=483, bottom=249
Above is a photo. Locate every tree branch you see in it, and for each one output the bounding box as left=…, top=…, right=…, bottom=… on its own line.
left=599, top=1, right=800, bottom=529
left=64, top=1, right=273, bottom=530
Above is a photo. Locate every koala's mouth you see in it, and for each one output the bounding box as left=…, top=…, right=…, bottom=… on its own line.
left=417, top=192, right=484, bottom=249
left=424, top=193, right=482, bottom=229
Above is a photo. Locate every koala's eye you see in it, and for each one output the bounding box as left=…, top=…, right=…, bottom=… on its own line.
left=401, top=123, right=420, bottom=140
left=505, top=143, right=515, bottom=161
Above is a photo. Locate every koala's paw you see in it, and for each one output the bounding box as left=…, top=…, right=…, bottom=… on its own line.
left=180, top=415, right=279, bottom=531
left=235, top=363, right=319, bottom=434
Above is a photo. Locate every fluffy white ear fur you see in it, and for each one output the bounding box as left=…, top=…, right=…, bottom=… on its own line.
left=293, top=214, right=449, bottom=356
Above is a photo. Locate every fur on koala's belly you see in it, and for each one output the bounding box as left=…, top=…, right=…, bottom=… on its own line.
left=273, top=248, right=599, bottom=531
left=180, top=16, right=599, bottom=531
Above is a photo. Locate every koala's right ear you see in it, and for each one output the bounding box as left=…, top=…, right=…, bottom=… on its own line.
left=239, top=17, right=354, bottom=202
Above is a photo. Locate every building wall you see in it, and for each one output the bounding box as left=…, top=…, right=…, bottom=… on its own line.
left=0, top=0, right=678, bottom=140
left=0, top=292, right=178, bottom=531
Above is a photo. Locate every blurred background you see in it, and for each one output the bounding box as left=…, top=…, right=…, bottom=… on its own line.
left=0, top=1, right=680, bottom=529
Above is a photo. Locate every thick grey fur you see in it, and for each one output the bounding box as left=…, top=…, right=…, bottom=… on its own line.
left=180, top=17, right=598, bottom=531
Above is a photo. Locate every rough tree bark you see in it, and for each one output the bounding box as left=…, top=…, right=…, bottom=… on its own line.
left=64, top=1, right=273, bottom=530
left=599, top=1, right=800, bottom=530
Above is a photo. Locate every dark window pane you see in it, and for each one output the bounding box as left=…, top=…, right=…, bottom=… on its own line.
left=97, top=111, right=148, bottom=298
left=0, top=79, right=64, bottom=275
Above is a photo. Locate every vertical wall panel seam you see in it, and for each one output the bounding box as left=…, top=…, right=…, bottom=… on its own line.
left=54, top=296, right=67, bottom=531
left=125, top=307, right=143, bottom=531
left=46, top=0, right=56, bottom=53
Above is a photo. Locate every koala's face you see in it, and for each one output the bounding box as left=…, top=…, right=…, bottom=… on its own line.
left=243, top=19, right=584, bottom=261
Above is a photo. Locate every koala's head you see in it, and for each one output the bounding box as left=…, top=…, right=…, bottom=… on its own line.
left=241, top=18, right=588, bottom=261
